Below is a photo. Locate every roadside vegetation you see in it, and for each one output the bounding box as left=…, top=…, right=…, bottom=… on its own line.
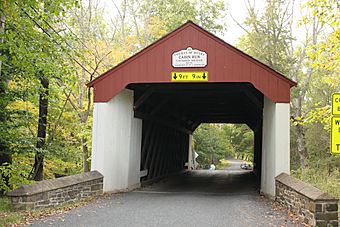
left=0, top=0, right=339, bottom=224
left=193, top=123, right=253, bottom=169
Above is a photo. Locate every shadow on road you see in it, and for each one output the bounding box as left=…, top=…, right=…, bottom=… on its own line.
left=138, top=169, right=259, bottom=195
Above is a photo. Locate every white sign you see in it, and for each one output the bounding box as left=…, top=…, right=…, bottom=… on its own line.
left=172, top=47, right=207, bottom=68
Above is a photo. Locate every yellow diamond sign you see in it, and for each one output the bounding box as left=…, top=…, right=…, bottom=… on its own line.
left=332, top=93, right=340, bottom=115
left=331, top=116, right=340, bottom=154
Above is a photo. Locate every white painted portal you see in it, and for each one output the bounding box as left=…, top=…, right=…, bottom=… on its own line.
left=91, top=89, right=142, bottom=192
left=261, top=97, right=290, bottom=197
left=91, top=90, right=290, bottom=196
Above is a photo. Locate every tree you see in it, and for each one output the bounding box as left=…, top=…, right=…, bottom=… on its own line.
left=1, top=0, right=78, bottom=180
left=236, top=0, right=326, bottom=169
left=124, top=0, right=227, bottom=48
left=223, top=124, right=254, bottom=161
left=194, top=124, right=231, bottom=167
left=64, top=0, right=114, bottom=172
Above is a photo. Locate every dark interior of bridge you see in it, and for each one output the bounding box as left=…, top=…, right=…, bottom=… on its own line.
left=128, top=82, right=264, bottom=187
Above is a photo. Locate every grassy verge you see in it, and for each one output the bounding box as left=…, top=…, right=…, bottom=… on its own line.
left=0, top=197, right=24, bottom=227
left=216, top=159, right=230, bottom=169
left=0, top=195, right=99, bottom=227
left=292, top=167, right=340, bottom=222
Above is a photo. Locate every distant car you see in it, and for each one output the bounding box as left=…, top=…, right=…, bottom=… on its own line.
left=240, top=163, right=252, bottom=170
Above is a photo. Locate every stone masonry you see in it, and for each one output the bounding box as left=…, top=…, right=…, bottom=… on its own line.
left=276, top=173, right=338, bottom=227
left=7, top=171, right=103, bottom=211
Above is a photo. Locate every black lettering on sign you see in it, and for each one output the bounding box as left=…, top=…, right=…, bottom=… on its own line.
left=338, top=106, right=340, bottom=111
left=336, top=98, right=339, bottom=102
left=336, top=120, right=340, bottom=125
left=337, top=144, right=340, bottom=151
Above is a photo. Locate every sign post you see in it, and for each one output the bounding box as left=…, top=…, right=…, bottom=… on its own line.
left=331, top=93, right=340, bottom=154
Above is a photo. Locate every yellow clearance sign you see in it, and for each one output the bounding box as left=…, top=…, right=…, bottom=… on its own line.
left=171, top=72, right=208, bottom=82
left=332, top=93, right=340, bottom=115
left=331, top=116, right=340, bottom=154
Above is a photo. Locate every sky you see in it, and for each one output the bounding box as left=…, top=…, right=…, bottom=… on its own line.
left=99, top=0, right=304, bottom=46
left=224, top=0, right=265, bottom=44
left=99, top=0, right=265, bottom=45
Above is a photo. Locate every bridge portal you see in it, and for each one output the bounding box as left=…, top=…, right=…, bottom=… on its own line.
left=88, top=21, right=296, bottom=197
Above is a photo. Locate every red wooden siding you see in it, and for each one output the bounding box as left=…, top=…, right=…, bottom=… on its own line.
left=88, top=21, right=296, bottom=103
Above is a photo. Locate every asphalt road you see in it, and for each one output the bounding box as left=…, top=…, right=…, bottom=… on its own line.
left=30, top=161, right=297, bottom=227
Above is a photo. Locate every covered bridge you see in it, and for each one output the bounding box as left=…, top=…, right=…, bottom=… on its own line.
left=87, top=21, right=296, bottom=197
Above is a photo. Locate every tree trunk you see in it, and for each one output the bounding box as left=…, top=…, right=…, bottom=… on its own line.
left=81, top=137, right=90, bottom=172
left=296, top=124, right=308, bottom=169
left=295, top=96, right=308, bottom=169
left=31, top=76, right=49, bottom=181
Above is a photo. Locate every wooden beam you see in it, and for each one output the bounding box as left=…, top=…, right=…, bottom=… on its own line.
left=242, top=89, right=263, bottom=111
left=150, top=97, right=170, bottom=115
left=135, top=112, right=192, bottom=134
left=191, top=121, right=201, bottom=132
left=152, top=83, right=243, bottom=91
left=134, top=87, right=154, bottom=110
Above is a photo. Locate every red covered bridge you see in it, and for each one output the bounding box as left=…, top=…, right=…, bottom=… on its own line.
left=88, top=21, right=296, bottom=196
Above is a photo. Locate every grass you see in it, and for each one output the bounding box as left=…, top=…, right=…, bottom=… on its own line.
left=0, top=195, right=99, bottom=227
left=0, top=197, right=24, bottom=227
left=292, top=167, right=340, bottom=222
left=216, top=159, right=230, bottom=169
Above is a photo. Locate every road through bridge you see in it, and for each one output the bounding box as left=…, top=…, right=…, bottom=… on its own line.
left=31, top=163, right=298, bottom=227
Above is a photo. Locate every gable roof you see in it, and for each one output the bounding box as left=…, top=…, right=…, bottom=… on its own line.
left=88, top=21, right=296, bottom=103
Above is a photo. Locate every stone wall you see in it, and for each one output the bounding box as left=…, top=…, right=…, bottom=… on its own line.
left=276, top=173, right=338, bottom=227
left=7, top=171, right=103, bottom=211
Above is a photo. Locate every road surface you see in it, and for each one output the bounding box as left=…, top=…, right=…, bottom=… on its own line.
left=31, top=161, right=297, bottom=227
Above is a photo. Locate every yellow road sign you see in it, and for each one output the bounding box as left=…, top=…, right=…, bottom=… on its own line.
left=331, top=116, right=340, bottom=154
left=171, top=72, right=208, bottom=82
left=332, top=93, right=340, bottom=115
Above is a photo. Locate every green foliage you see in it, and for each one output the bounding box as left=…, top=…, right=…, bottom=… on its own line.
left=0, top=156, right=32, bottom=193
left=193, top=124, right=254, bottom=168
left=222, top=124, right=254, bottom=161
left=194, top=124, right=230, bottom=167
left=0, top=196, right=23, bottom=227
left=292, top=162, right=340, bottom=203
left=237, top=0, right=296, bottom=75
left=128, top=0, right=227, bottom=47
left=0, top=196, right=10, bottom=212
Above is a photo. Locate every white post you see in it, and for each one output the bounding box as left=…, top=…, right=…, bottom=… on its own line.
left=188, top=134, right=194, bottom=170
left=91, top=89, right=142, bottom=192
left=261, top=97, right=290, bottom=197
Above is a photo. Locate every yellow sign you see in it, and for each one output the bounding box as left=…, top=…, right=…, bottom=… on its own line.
left=171, top=72, right=208, bottom=82
left=331, top=116, right=340, bottom=154
left=332, top=93, right=340, bottom=115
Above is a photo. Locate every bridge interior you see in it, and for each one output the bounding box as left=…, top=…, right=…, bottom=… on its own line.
left=128, top=82, right=264, bottom=185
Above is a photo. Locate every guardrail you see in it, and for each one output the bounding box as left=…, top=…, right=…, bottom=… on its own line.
left=276, top=172, right=338, bottom=226
left=7, top=171, right=103, bottom=210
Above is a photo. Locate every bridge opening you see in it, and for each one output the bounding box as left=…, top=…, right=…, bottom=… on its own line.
left=192, top=123, right=254, bottom=170
left=127, top=82, right=263, bottom=191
